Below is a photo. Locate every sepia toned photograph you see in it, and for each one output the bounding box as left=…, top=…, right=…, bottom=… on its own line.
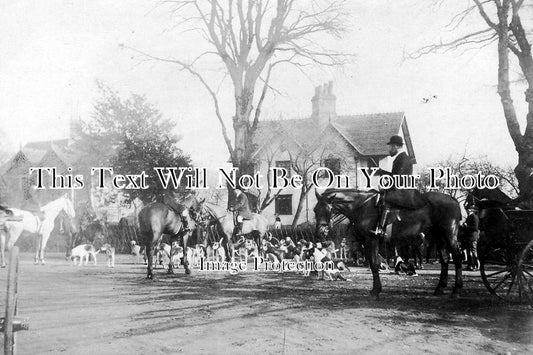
left=1, top=1, right=533, bottom=354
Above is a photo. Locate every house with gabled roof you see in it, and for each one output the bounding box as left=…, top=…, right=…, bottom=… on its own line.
left=0, top=138, right=84, bottom=208
left=0, top=131, right=138, bottom=223
left=251, top=82, right=416, bottom=226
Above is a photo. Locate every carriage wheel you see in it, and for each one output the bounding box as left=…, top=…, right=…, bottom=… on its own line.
left=4, top=246, right=19, bottom=355
left=479, top=246, right=521, bottom=304
left=517, top=239, right=533, bottom=306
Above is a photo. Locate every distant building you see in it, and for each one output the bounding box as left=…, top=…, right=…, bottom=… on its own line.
left=0, top=138, right=86, bottom=208
left=251, top=82, right=416, bottom=225
left=0, top=137, right=141, bottom=223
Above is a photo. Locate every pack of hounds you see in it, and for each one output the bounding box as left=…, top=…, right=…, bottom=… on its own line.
left=70, top=235, right=417, bottom=279
left=70, top=243, right=115, bottom=267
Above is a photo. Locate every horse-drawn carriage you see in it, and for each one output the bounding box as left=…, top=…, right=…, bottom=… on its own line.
left=476, top=208, right=533, bottom=305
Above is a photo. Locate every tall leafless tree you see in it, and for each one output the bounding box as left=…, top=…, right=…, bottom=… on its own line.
left=287, top=140, right=334, bottom=228
left=411, top=0, right=533, bottom=203
left=126, top=0, right=350, bottom=188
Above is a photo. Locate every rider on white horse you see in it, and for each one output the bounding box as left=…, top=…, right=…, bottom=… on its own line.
left=230, top=188, right=252, bottom=239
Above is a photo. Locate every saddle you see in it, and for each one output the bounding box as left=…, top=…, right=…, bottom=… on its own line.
left=381, top=189, right=428, bottom=211
left=36, top=211, right=46, bottom=221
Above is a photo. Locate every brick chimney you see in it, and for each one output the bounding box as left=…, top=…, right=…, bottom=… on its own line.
left=311, top=81, right=336, bottom=128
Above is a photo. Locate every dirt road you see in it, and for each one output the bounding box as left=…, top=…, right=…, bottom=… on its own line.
left=1, top=253, right=532, bottom=354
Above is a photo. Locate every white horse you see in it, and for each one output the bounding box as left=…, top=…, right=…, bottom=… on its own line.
left=200, top=201, right=268, bottom=262
left=0, top=195, right=75, bottom=266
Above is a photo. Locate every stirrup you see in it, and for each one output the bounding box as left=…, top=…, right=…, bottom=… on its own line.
left=370, top=228, right=384, bottom=237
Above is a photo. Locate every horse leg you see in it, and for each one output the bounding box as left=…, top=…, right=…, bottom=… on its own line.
left=65, top=232, right=71, bottom=260
left=182, top=232, right=191, bottom=275
left=39, top=228, right=53, bottom=265
left=449, top=238, right=463, bottom=298
left=167, top=241, right=174, bottom=274
left=434, top=245, right=449, bottom=296
left=0, top=231, right=5, bottom=268
left=223, top=235, right=234, bottom=263
left=146, top=243, right=154, bottom=279
left=34, top=234, right=42, bottom=265
left=367, top=236, right=382, bottom=299
left=415, top=243, right=423, bottom=270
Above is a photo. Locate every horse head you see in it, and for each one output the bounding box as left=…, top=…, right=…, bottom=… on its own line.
left=313, top=190, right=333, bottom=239
left=189, top=197, right=206, bottom=224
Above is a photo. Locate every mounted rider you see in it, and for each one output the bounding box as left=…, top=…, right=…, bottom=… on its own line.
left=229, top=188, right=253, bottom=239
left=162, top=190, right=191, bottom=231
left=371, top=135, right=426, bottom=237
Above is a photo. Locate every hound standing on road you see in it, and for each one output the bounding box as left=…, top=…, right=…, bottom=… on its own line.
left=70, top=244, right=99, bottom=266
left=100, top=243, right=115, bottom=268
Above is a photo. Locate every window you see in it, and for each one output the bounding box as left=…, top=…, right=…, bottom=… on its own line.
left=275, top=194, right=292, bottom=215
left=275, top=160, right=291, bottom=178
left=323, top=158, right=341, bottom=175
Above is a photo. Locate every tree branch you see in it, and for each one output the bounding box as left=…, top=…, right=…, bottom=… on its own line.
left=121, top=44, right=235, bottom=159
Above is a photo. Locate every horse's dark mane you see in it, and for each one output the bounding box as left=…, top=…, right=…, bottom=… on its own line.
left=323, top=188, right=378, bottom=195
left=321, top=189, right=377, bottom=204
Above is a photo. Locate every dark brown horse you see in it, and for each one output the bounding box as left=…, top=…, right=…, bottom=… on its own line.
left=76, top=219, right=108, bottom=248
left=52, top=209, right=78, bottom=258
left=314, top=189, right=463, bottom=298
left=138, top=202, right=196, bottom=279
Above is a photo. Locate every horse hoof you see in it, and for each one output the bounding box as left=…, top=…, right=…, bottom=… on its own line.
left=1, top=263, right=6, bottom=268
left=369, top=290, right=380, bottom=300
left=433, top=288, right=444, bottom=296
left=146, top=274, right=153, bottom=280
left=185, top=268, right=191, bottom=275
left=450, top=292, right=460, bottom=299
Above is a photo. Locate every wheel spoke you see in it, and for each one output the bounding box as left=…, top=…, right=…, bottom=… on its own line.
left=506, top=271, right=518, bottom=297
left=485, top=268, right=512, bottom=278
left=523, top=269, right=533, bottom=278
left=483, top=259, right=508, bottom=266
left=492, top=272, right=512, bottom=292
left=518, top=274, right=523, bottom=302
left=519, top=274, right=533, bottom=305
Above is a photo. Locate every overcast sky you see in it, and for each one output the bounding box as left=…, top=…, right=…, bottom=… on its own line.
left=0, top=0, right=529, bottom=170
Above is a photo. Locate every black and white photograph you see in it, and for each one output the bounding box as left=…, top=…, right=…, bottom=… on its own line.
left=1, top=1, right=533, bottom=354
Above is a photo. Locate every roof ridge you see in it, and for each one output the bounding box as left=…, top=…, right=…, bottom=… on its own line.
left=336, top=111, right=404, bottom=118
left=260, top=111, right=405, bottom=123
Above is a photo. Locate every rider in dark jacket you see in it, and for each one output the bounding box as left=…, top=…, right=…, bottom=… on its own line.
left=371, top=135, right=425, bottom=236
left=230, top=188, right=252, bottom=238
left=163, top=190, right=190, bottom=231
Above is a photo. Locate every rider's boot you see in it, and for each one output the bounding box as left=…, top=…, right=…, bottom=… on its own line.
left=231, top=222, right=242, bottom=241
left=370, top=208, right=389, bottom=237
left=181, top=217, right=190, bottom=231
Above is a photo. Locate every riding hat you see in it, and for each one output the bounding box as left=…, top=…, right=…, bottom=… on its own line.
left=387, top=135, right=404, bottom=146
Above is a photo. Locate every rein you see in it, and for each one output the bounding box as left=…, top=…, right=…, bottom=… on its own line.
left=202, top=204, right=227, bottom=223
left=329, top=193, right=377, bottom=215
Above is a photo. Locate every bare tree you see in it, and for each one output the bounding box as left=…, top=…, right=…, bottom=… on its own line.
left=256, top=139, right=285, bottom=212
left=125, top=0, right=350, bottom=185
left=287, top=141, right=332, bottom=228
left=411, top=0, right=533, bottom=203
left=419, top=153, right=519, bottom=200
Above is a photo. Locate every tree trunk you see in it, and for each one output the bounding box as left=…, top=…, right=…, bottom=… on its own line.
left=292, top=184, right=310, bottom=228
left=495, top=1, right=533, bottom=202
